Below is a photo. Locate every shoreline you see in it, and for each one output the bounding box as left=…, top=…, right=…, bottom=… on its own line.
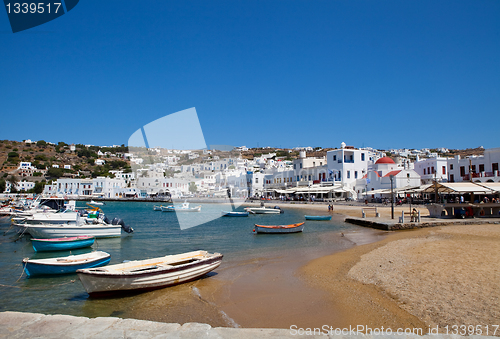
left=300, top=215, right=500, bottom=332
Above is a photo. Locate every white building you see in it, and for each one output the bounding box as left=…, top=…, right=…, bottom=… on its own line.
left=414, top=157, right=449, bottom=184
left=447, top=148, right=500, bottom=183
left=326, top=143, right=373, bottom=189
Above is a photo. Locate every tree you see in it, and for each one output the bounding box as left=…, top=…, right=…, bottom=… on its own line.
left=36, top=140, right=47, bottom=147
left=31, top=181, right=45, bottom=194
left=189, top=182, right=198, bottom=193
left=46, top=167, right=64, bottom=178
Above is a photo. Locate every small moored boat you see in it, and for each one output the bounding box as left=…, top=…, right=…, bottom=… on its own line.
left=304, top=215, right=332, bottom=221
left=253, top=222, right=305, bottom=234
left=77, top=250, right=222, bottom=296
left=221, top=211, right=249, bottom=217
left=23, top=251, right=110, bottom=277
left=162, top=202, right=201, bottom=212
left=244, top=206, right=283, bottom=214
left=31, top=236, right=95, bottom=252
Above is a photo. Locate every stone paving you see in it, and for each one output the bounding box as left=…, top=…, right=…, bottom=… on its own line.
left=0, top=311, right=488, bottom=338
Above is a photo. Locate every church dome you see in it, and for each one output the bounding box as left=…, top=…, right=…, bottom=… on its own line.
left=375, top=157, right=395, bottom=164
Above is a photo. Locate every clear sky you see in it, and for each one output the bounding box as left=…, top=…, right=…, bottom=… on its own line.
left=1, top=1, right=499, bottom=150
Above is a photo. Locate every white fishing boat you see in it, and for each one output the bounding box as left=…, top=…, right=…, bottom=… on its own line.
left=13, top=209, right=81, bottom=225
left=162, top=202, right=201, bottom=212
left=77, top=250, right=223, bottom=296
left=89, top=200, right=104, bottom=206
left=17, top=223, right=124, bottom=238
left=244, top=206, right=283, bottom=214
left=16, top=216, right=133, bottom=238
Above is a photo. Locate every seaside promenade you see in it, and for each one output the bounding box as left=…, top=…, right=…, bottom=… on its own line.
left=0, top=311, right=459, bottom=338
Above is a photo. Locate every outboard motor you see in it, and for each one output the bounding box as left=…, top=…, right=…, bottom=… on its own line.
left=112, top=218, right=134, bottom=233
left=274, top=206, right=284, bottom=214
left=103, top=216, right=111, bottom=224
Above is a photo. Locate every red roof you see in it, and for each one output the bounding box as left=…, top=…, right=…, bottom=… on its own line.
left=383, top=170, right=401, bottom=177
left=362, top=171, right=381, bottom=179
left=375, top=157, right=395, bottom=164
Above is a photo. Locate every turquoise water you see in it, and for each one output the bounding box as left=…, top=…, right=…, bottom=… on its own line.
left=0, top=202, right=354, bottom=318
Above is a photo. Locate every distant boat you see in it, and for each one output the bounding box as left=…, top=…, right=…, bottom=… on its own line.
left=153, top=205, right=163, bottom=211
left=253, top=222, right=305, bottom=234
left=162, top=202, right=201, bottom=212
left=31, top=236, right=95, bottom=252
left=89, top=200, right=105, bottom=206
left=244, top=206, right=283, bottom=214
left=304, top=215, right=332, bottom=221
left=77, top=250, right=222, bottom=297
left=23, top=251, right=111, bottom=277
left=221, top=211, right=249, bottom=217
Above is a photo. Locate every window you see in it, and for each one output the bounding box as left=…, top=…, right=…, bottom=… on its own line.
left=300, top=163, right=302, bottom=169
left=361, top=153, right=365, bottom=161
left=347, top=171, right=350, bottom=179
left=460, top=166, right=465, bottom=176
left=442, top=166, right=446, bottom=175
left=354, top=171, right=358, bottom=179
left=424, top=169, right=426, bottom=175
left=471, top=165, right=476, bottom=173
left=313, top=162, right=315, bottom=167
left=450, top=174, right=454, bottom=182
left=431, top=167, right=435, bottom=174
left=333, top=155, right=336, bottom=161
left=294, top=164, right=296, bottom=169
left=493, top=163, right=499, bottom=172
left=407, top=173, right=410, bottom=178
left=255, top=178, right=258, bottom=184
left=450, top=164, right=453, bottom=170
left=479, top=164, right=484, bottom=172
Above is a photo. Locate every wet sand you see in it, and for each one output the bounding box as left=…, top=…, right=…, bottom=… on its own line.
left=123, top=206, right=388, bottom=328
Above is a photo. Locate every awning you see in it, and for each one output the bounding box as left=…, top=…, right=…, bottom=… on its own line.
left=422, top=182, right=495, bottom=194
left=476, top=182, right=500, bottom=193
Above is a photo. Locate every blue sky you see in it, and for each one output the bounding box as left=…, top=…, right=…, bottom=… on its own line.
left=1, top=1, right=499, bottom=150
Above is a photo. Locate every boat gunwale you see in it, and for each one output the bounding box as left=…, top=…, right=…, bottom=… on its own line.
left=31, top=235, right=95, bottom=243
left=77, top=254, right=223, bottom=278
left=254, top=222, right=305, bottom=229
left=23, top=251, right=110, bottom=266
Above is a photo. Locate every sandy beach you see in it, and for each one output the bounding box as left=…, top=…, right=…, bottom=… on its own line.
left=300, top=204, right=500, bottom=333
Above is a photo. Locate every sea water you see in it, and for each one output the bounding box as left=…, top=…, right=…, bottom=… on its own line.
left=0, top=202, right=355, bottom=319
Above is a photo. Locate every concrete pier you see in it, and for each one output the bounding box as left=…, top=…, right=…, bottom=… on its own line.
left=345, top=216, right=500, bottom=231
left=0, top=311, right=482, bottom=338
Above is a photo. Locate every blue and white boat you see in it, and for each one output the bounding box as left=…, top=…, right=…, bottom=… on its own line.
left=22, top=251, right=110, bottom=277
left=304, top=215, right=332, bottom=221
left=31, top=236, right=95, bottom=252
left=221, top=211, right=249, bottom=217
left=162, top=202, right=201, bottom=212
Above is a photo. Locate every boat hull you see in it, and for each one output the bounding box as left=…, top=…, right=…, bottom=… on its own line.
left=31, top=236, right=95, bottom=252
left=23, top=251, right=110, bottom=277
left=244, top=208, right=281, bottom=214
left=304, top=215, right=332, bottom=221
left=254, top=222, right=305, bottom=234
left=18, top=224, right=122, bottom=238
left=221, top=211, right=249, bottom=217
left=77, top=251, right=222, bottom=296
